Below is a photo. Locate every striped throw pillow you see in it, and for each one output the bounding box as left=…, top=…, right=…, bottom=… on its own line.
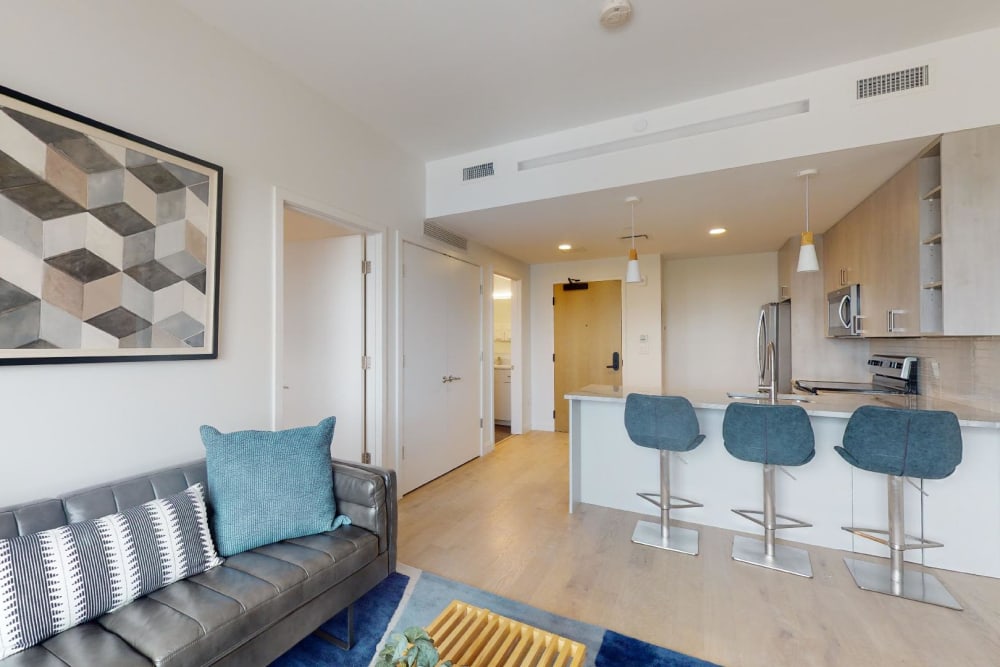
left=0, top=483, right=223, bottom=659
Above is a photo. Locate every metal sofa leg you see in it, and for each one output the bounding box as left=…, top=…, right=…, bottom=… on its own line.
left=313, top=604, right=355, bottom=650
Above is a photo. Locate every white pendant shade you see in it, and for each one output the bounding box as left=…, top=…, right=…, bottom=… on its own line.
left=626, top=255, right=641, bottom=283
left=797, top=232, right=819, bottom=272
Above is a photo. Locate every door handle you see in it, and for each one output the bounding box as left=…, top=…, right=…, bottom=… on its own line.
left=449, top=375, right=462, bottom=382
left=605, top=351, right=621, bottom=371
left=756, top=309, right=766, bottom=385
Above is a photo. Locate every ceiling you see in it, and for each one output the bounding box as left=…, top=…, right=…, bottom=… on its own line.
left=435, top=136, right=936, bottom=263
left=174, top=1, right=1000, bottom=263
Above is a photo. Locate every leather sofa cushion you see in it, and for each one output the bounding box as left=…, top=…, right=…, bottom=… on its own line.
left=97, top=526, right=377, bottom=667
left=1, top=526, right=376, bottom=666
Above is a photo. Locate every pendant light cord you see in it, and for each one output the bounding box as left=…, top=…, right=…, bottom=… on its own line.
left=804, top=173, right=810, bottom=233
left=630, top=201, right=636, bottom=250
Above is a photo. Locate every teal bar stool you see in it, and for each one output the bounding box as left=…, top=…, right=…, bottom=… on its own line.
left=722, top=402, right=816, bottom=577
left=836, top=405, right=963, bottom=610
left=624, top=394, right=705, bottom=556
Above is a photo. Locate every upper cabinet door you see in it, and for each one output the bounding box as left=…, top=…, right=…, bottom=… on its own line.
left=864, top=159, right=921, bottom=337
left=942, top=126, right=1000, bottom=336
left=823, top=199, right=865, bottom=295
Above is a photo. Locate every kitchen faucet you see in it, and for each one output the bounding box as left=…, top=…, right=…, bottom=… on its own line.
left=758, top=341, right=777, bottom=404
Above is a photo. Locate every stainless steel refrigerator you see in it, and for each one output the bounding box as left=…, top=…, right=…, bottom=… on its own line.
left=757, top=301, right=792, bottom=394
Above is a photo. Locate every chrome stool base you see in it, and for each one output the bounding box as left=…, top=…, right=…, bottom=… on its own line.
left=632, top=520, right=699, bottom=555
left=732, top=534, right=813, bottom=578
left=841, top=475, right=961, bottom=610
left=844, top=558, right=962, bottom=610
left=633, top=449, right=701, bottom=557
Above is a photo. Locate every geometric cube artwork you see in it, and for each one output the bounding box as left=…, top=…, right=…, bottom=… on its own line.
left=0, top=85, right=222, bottom=363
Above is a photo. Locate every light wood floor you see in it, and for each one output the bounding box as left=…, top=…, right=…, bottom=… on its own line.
left=398, top=431, right=1000, bottom=666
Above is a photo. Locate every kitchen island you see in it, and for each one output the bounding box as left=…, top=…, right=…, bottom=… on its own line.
left=566, top=385, right=1000, bottom=578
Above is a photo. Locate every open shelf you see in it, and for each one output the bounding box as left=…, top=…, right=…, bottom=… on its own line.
left=922, top=184, right=942, bottom=200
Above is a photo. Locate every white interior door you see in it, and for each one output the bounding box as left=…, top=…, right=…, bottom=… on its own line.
left=283, top=235, right=364, bottom=461
left=445, top=256, right=483, bottom=463
left=401, top=243, right=481, bottom=493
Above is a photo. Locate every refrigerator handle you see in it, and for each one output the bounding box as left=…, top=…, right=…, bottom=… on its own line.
left=756, top=308, right=767, bottom=385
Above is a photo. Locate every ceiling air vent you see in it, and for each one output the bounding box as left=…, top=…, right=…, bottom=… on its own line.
left=423, top=220, right=468, bottom=251
left=857, top=65, right=929, bottom=100
left=462, top=161, right=494, bottom=181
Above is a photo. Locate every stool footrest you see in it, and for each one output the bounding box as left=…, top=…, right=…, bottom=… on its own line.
left=733, top=508, right=812, bottom=530
left=636, top=491, right=702, bottom=511
left=841, top=526, right=944, bottom=551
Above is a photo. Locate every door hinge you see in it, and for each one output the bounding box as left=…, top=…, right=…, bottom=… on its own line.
left=401, top=446, right=405, bottom=460
left=361, top=355, right=372, bottom=370
left=480, top=284, right=483, bottom=295
left=553, top=409, right=556, bottom=419
left=402, top=263, right=406, bottom=278
left=552, top=296, right=555, bottom=306
left=480, top=418, right=483, bottom=427
left=552, top=353, right=555, bottom=362
left=362, top=259, right=372, bottom=274
left=402, top=354, right=406, bottom=368
left=361, top=452, right=371, bottom=464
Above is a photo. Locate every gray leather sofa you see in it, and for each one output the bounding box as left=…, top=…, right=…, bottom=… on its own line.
left=0, top=458, right=397, bottom=666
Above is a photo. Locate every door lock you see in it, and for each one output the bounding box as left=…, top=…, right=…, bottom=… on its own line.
left=605, top=351, right=621, bottom=371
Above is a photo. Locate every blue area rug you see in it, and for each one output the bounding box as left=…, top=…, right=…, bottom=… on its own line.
left=272, top=566, right=719, bottom=666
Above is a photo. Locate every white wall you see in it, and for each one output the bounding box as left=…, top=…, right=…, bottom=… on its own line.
left=428, top=27, right=1000, bottom=217
left=663, top=253, right=778, bottom=393
left=0, top=1, right=427, bottom=505
left=529, top=254, right=662, bottom=430
left=283, top=236, right=364, bottom=461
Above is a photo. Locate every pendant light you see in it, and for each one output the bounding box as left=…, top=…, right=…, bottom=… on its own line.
left=796, top=168, right=820, bottom=273
left=625, top=195, right=642, bottom=283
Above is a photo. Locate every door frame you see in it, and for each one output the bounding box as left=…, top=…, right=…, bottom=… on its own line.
left=271, top=187, right=385, bottom=465
left=487, top=272, right=524, bottom=443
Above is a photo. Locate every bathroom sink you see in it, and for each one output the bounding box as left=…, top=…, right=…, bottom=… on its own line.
left=726, top=392, right=812, bottom=404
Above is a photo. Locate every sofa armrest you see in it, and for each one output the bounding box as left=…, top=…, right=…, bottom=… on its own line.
left=331, top=460, right=397, bottom=572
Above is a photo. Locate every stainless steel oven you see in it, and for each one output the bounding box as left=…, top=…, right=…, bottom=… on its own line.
left=828, top=284, right=861, bottom=337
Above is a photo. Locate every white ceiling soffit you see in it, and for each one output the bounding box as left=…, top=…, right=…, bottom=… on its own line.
left=173, top=1, right=1000, bottom=160
left=431, top=136, right=935, bottom=265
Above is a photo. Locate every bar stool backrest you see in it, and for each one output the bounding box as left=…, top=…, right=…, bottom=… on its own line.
left=839, top=405, right=962, bottom=479
left=722, top=403, right=815, bottom=466
left=624, top=394, right=705, bottom=452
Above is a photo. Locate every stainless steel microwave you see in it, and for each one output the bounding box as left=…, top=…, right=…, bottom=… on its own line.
left=828, top=284, right=861, bottom=337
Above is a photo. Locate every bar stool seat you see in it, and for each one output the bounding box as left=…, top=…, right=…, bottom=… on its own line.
left=722, top=402, right=816, bottom=577
left=837, top=405, right=963, bottom=610
left=624, top=394, right=705, bottom=555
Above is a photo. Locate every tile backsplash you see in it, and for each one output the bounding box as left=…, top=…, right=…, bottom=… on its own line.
left=869, top=337, right=1000, bottom=410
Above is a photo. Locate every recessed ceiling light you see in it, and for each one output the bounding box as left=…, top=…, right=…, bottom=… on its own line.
left=558, top=244, right=573, bottom=251
left=709, top=228, right=727, bottom=236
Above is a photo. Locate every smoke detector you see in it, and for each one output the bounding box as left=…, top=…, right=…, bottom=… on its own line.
left=600, top=0, right=633, bottom=28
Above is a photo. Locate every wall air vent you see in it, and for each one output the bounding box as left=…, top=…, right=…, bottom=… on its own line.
left=857, top=65, right=929, bottom=100
left=423, top=220, right=468, bottom=251
left=462, top=162, right=494, bottom=181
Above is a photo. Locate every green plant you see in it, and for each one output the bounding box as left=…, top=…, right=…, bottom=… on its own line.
left=374, top=626, right=453, bottom=667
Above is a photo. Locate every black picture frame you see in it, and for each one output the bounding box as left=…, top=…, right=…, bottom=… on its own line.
left=0, top=85, right=222, bottom=364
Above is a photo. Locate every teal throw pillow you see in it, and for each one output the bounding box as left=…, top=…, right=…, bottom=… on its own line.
left=200, top=416, right=349, bottom=556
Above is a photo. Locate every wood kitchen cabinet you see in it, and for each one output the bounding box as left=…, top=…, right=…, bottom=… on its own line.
left=823, top=197, right=866, bottom=295
left=777, top=235, right=796, bottom=301
left=862, top=159, right=921, bottom=337
left=941, top=125, right=1000, bottom=335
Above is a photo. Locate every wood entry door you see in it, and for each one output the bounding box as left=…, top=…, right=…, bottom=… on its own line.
left=553, top=280, right=623, bottom=432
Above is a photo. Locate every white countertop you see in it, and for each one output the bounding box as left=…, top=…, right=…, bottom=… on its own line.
left=564, top=384, right=1000, bottom=429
